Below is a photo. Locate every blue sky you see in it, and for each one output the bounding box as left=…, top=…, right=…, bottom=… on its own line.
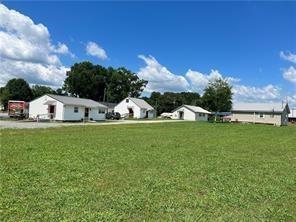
left=1, top=1, right=296, bottom=104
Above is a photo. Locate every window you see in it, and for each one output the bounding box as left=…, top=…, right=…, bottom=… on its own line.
left=126, top=99, right=129, bottom=103
left=98, top=108, right=106, bottom=114
left=258, top=113, right=264, bottom=118
left=74, top=107, right=79, bottom=113
left=199, top=113, right=205, bottom=117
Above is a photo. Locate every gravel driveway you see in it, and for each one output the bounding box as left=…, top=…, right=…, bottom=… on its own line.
left=0, top=119, right=184, bottom=129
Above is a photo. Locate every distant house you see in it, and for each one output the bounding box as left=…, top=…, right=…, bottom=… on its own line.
left=114, top=97, right=155, bottom=119
left=288, top=107, right=296, bottom=122
left=171, top=105, right=210, bottom=121
left=100, top=102, right=117, bottom=113
left=29, top=94, right=107, bottom=121
left=231, top=103, right=290, bottom=126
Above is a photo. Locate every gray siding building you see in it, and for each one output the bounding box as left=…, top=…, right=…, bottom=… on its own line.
left=231, top=103, right=290, bottom=126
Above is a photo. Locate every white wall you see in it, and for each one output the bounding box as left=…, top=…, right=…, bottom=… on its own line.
left=231, top=112, right=283, bottom=126
left=29, top=95, right=63, bottom=120
left=114, top=98, right=144, bottom=119
left=195, top=113, right=209, bottom=121
left=172, top=106, right=208, bottom=121
left=63, top=105, right=84, bottom=121
left=63, top=106, right=106, bottom=121
left=29, top=95, right=106, bottom=121
left=89, top=107, right=106, bottom=121
left=55, top=101, right=64, bottom=120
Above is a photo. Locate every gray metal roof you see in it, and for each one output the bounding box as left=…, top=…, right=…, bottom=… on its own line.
left=232, top=103, right=289, bottom=113
left=172, top=105, right=210, bottom=114
left=129, top=97, right=154, bottom=110
left=99, top=102, right=117, bottom=109
left=47, top=94, right=107, bottom=108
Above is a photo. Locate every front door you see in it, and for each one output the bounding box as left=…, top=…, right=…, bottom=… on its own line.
left=49, top=105, right=55, bottom=119
left=84, top=108, right=89, bottom=118
left=179, top=111, right=184, bottom=120
left=128, top=108, right=134, bottom=118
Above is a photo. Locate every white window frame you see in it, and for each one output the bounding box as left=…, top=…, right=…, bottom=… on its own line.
left=74, top=107, right=79, bottom=113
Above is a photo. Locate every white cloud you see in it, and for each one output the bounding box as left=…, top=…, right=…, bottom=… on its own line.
left=137, top=55, right=190, bottom=92
left=287, top=94, right=296, bottom=107
left=138, top=55, right=239, bottom=94
left=137, top=54, right=284, bottom=104
left=282, top=66, right=296, bottom=84
left=86, top=41, right=108, bottom=60
left=186, top=69, right=240, bottom=93
left=0, top=58, right=69, bottom=87
left=0, top=3, right=71, bottom=87
left=51, top=42, right=75, bottom=58
left=232, top=84, right=281, bottom=102
left=280, top=51, right=296, bottom=64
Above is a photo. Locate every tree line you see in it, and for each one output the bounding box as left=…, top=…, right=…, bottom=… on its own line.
left=143, top=79, right=232, bottom=115
left=0, top=61, right=232, bottom=113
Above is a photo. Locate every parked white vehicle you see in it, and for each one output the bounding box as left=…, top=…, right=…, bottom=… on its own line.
left=160, top=112, right=173, bottom=119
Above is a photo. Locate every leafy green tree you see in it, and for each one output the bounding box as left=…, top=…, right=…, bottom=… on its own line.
left=31, top=85, right=56, bottom=99
left=144, top=91, right=201, bottom=115
left=63, top=62, right=107, bottom=101
left=63, top=62, right=147, bottom=103
left=106, top=67, right=147, bottom=103
left=55, top=88, right=67, bottom=96
left=202, top=78, right=232, bottom=112
left=0, top=78, right=32, bottom=109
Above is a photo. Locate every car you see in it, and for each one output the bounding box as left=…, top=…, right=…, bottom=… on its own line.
left=106, top=112, right=121, bottom=120
left=160, top=112, right=173, bottom=119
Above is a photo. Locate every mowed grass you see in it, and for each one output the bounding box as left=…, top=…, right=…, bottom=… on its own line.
left=1, top=122, right=296, bottom=221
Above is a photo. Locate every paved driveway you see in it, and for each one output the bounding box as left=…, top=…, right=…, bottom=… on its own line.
left=0, top=119, right=184, bottom=129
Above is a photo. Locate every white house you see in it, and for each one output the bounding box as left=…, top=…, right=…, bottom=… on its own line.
left=231, top=103, right=290, bottom=126
left=29, top=94, right=108, bottom=121
left=288, top=107, right=296, bottom=122
left=171, top=105, right=210, bottom=121
left=114, top=97, right=155, bottom=119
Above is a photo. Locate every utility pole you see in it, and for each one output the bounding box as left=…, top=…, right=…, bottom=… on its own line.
left=103, top=87, right=107, bottom=102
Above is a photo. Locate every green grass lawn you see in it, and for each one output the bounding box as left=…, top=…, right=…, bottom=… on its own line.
left=1, top=122, right=296, bottom=221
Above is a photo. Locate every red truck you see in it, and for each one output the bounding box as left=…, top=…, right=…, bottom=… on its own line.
left=8, top=100, right=29, bottom=119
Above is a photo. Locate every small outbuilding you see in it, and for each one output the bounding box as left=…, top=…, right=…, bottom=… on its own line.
left=29, top=94, right=107, bottom=121
left=288, top=107, right=296, bottom=123
left=231, top=103, right=290, bottom=126
left=171, top=105, right=210, bottom=121
left=100, top=102, right=117, bottom=113
left=114, top=97, right=155, bottom=119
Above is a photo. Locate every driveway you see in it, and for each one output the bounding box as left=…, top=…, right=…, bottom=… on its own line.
left=0, top=119, right=184, bottom=129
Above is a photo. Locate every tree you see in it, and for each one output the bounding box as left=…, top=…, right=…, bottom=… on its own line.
left=202, top=78, right=232, bottom=112
left=0, top=78, right=32, bottom=109
left=55, top=88, right=67, bottom=96
left=144, top=91, right=201, bottom=115
left=63, top=62, right=147, bottom=103
left=63, top=62, right=107, bottom=101
left=106, top=67, right=147, bottom=103
left=31, top=85, right=56, bottom=99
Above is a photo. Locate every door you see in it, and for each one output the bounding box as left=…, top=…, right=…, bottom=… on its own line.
left=128, top=108, right=134, bottom=118
left=49, top=105, right=55, bottom=119
left=84, top=108, right=89, bottom=118
left=179, top=111, right=184, bottom=120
